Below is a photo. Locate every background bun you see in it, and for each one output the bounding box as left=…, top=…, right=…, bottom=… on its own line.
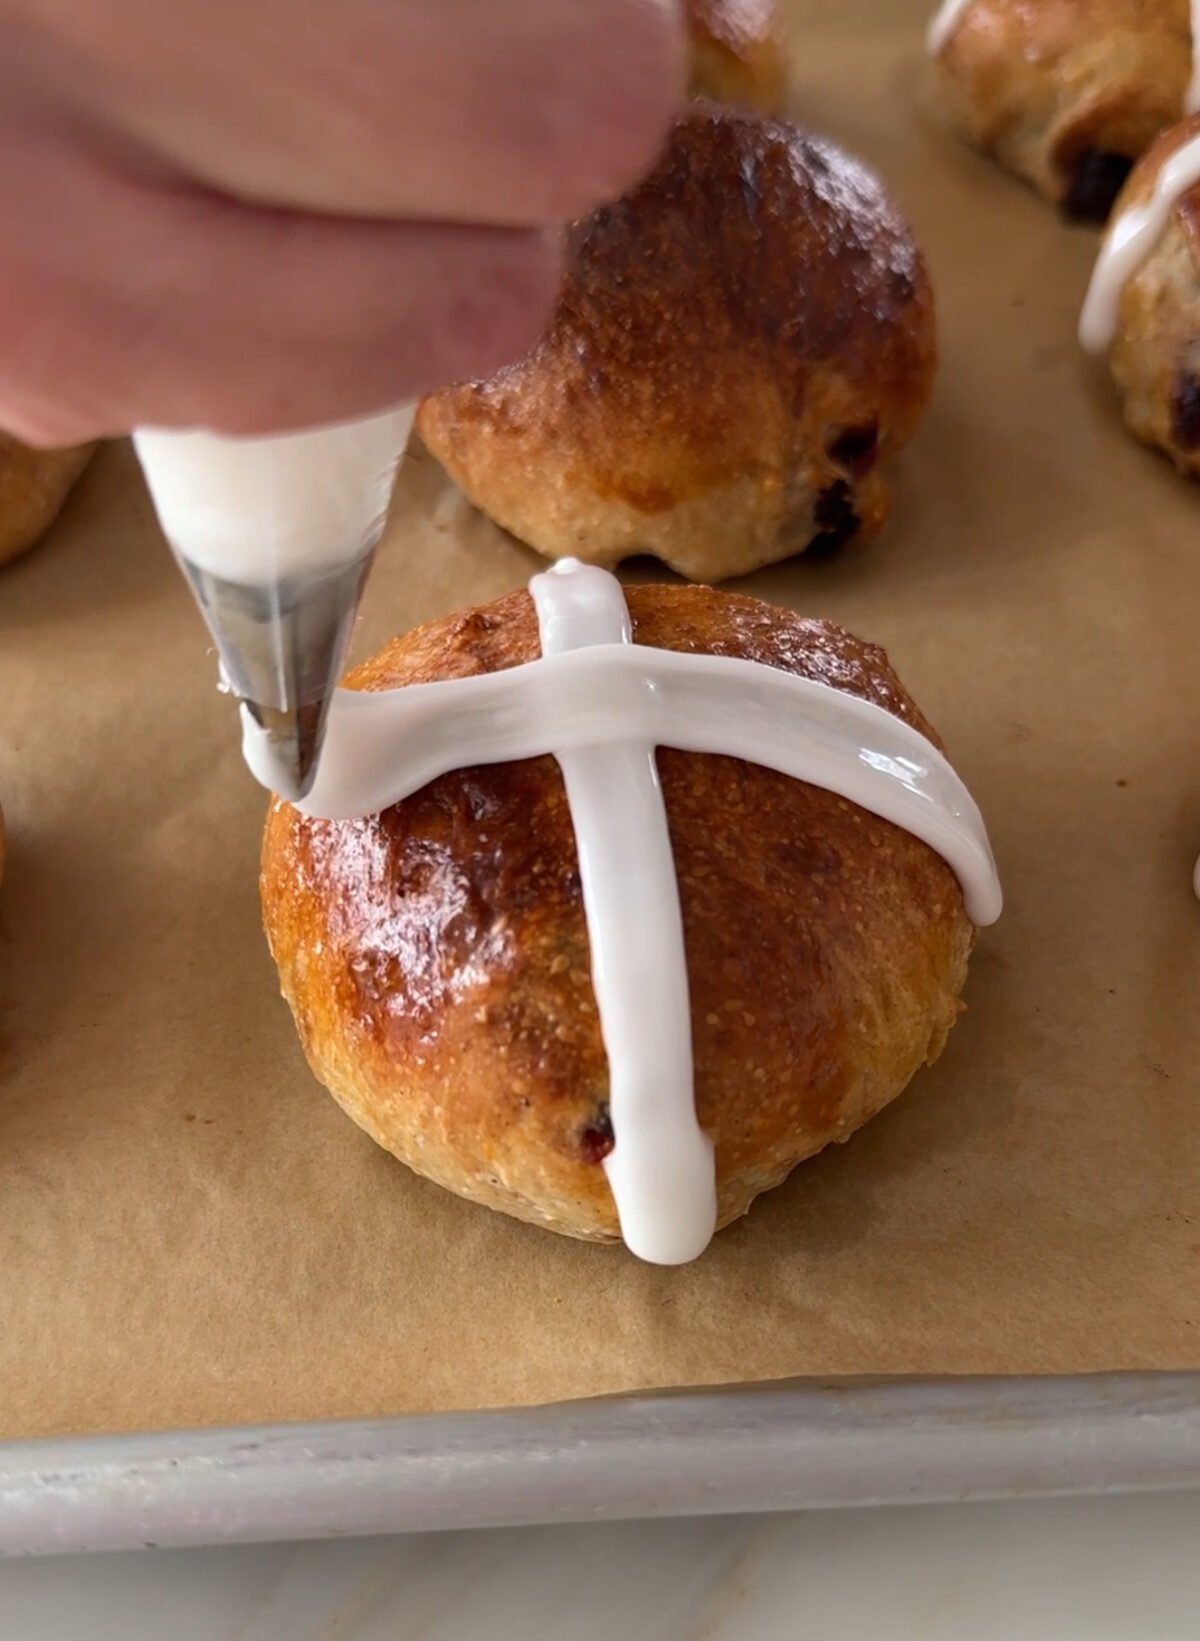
left=686, top=0, right=786, bottom=109
left=933, top=0, right=1190, bottom=221
left=0, top=436, right=94, bottom=568
left=417, top=105, right=936, bottom=583
left=1100, top=115, right=1200, bottom=473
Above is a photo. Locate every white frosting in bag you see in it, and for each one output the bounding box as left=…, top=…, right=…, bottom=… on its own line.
left=255, top=561, right=1002, bottom=1265
left=136, top=409, right=413, bottom=582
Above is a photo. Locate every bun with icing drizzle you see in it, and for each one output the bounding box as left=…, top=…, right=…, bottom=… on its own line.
left=930, top=0, right=1193, bottom=222
left=0, top=435, right=94, bottom=568
left=260, top=579, right=987, bottom=1256
left=686, top=0, right=786, bottom=109
left=416, top=106, right=936, bottom=583
left=1081, top=114, right=1200, bottom=472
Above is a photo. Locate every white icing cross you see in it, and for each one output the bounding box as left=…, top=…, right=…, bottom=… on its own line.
left=1081, top=129, right=1200, bottom=353
left=530, top=565, right=716, bottom=1266
left=248, top=560, right=1002, bottom=1266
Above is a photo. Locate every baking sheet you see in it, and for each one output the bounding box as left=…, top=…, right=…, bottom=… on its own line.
left=5, top=1376, right=1200, bottom=1556
left=2, top=0, right=1200, bottom=1443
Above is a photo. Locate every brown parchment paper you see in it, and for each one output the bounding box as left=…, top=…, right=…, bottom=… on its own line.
left=2, top=0, right=1200, bottom=1443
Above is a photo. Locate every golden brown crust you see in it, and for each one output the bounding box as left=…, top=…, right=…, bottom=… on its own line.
left=1104, top=115, right=1200, bottom=472
left=686, top=0, right=786, bottom=110
left=261, top=585, right=975, bottom=1248
left=0, top=802, right=5, bottom=890
left=417, top=106, right=936, bottom=583
left=0, top=436, right=94, bottom=568
left=934, top=0, right=1191, bottom=220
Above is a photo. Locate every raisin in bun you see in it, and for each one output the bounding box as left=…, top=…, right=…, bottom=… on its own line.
left=1081, top=115, right=1200, bottom=472
left=260, top=582, right=980, bottom=1250
left=0, top=435, right=94, bottom=568
left=686, top=0, right=786, bottom=109
left=931, top=0, right=1192, bottom=222
left=416, top=105, right=936, bottom=583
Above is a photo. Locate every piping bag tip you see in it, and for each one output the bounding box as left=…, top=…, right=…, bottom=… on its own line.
left=177, top=550, right=374, bottom=802
left=238, top=698, right=326, bottom=805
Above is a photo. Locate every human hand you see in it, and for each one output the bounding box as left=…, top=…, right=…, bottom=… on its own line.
left=0, top=0, right=682, bottom=443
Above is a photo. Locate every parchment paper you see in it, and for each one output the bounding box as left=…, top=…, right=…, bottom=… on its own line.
left=2, top=0, right=1199, bottom=1442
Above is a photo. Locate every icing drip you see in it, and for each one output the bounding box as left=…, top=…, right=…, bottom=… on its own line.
left=250, top=560, right=1003, bottom=1265
left=926, top=0, right=974, bottom=55
left=1079, top=130, right=1200, bottom=353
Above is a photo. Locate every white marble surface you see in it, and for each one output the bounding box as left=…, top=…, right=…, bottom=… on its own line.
left=2, top=1494, right=1200, bottom=1638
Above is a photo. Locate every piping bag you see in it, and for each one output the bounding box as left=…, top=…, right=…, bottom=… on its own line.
left=134, top=407, right=414, bottom=803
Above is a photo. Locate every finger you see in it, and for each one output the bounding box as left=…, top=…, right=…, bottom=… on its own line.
left=0, top=131, right=564, bottom=441
left=29, top=0, right=686, bottom=227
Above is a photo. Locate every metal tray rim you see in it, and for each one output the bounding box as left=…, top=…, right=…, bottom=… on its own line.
left=3, top=1372, right=1199, bottom=1556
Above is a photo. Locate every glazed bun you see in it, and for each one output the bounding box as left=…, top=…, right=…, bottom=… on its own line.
left=261, top=583, right=976, bottom=1248
left=0, top=436, right=94, bottom=567
left=686, top=0, right=786, bottom=109
left=931, top=0, right=1191, bottom=221
left=420, top=104, right=938, bottom=584
left=1084, top=115, right=1200, bottom=472
left=417, top=105, right=936, bottom=583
